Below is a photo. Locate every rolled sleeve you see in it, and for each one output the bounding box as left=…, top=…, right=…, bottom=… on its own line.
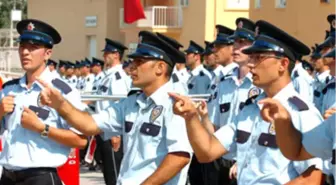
left=92, top=102, right=124, bottom=140
left=165, top=113, right=192, bottom=154
left=214, top=121, right=237, bottom=153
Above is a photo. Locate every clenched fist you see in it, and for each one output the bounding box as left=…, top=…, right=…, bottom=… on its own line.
left=0, top=95, right=15, bottom=117
left=21, top=107, right=44, bottom=133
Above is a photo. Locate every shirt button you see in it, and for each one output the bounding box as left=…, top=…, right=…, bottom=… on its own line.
left=264, top=141, right=268, bottom=145
left=146, top=128, right=150, bottom=132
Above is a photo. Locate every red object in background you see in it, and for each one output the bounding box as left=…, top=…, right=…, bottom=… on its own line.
left=124, top=0, right=146, bottom=24
left=57, top=148, right=80, bottom=185
left=0, top=76, right=3, bottom=90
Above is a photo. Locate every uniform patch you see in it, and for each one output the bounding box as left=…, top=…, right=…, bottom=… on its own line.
left=115, top=72, right=121, bottom=80
left=150, top=105, right=163, bottom=123
left=238, top=21, right=243, bottom=28
left=268, top=122, right=276, bottom=134
left=248, top=87, right=260, bottom=98
left=27, top=22, right=35, bottom=31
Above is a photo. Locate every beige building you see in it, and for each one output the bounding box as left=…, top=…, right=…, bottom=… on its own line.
left=27, top=0, right=250, bottom=61
left=27, top=0, right=335, bottom=61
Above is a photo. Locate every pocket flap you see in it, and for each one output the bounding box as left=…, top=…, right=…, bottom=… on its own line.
left=28, top=105, right=50, bottom=120
left=236, top=130, right=250, bottom=144
left=220, top=103, right=230, bottom=113
left=140, top=123, right=161, bottom=137
left=258, top=133, right=278, bottom=149
left=125, top=121, right=134, bottom=133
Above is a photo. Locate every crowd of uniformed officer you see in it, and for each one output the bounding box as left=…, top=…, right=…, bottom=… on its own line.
left=0, top=12, right=334, bottom=185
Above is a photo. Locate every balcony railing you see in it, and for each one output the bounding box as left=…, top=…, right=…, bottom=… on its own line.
left=120, top=6, right=183, bottom=29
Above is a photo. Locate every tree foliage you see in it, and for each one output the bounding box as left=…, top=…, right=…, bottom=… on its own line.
left=0, top=0, right=27, bottom=29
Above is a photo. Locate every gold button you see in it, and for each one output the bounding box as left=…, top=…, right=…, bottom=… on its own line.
left=264, top=141, right=268, bottom=145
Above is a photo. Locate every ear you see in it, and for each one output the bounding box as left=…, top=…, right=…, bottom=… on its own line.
left=279, top=57, right=290, bottom=72
left=155, top=61, right=165, bottom=76
left=44, top=48, right=52, bottom=61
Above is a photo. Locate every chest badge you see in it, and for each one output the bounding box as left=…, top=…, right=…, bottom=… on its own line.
left=150, top=105, right=163, bottom=123
left=268, top=122, right=276, bottom=134
left=248, top=87, right=260, bottom=98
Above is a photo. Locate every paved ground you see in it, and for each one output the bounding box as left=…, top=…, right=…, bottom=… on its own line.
left=80, top=167, right=104, bottom=185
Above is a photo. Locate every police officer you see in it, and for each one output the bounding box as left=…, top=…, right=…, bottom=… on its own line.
left=46, top=59, right=59, bottom=78
left=312, top=44, right=331, bottom=111
left=319, top=15, right=335, bottom=115
left=170, top=20, right=324, bottom=184
left=156, top=33, right=189, bottom=94
left=58, top=60, right=67, bottom=79
left=78, top=59, right=95, bottom=93
left=0, top=19, right=87, bottom=185
left=65, top=61, right=78, bottom=87
left=204, top=41, right=223, bottom=95
left=203, top=17, right=260, bottom=185
left=91, top=57, right=105, bottom=93
left=37, top=30, right=192, bottom=185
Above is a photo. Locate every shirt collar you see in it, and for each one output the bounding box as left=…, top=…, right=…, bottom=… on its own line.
left=222, top=62, right=239, bottom=76
left=19, top=67, right=53, bottom=90
left=213, top=65, right=224, bottom=77
left=105, top=64, right=122, bottom=75
left=316, top=70, right=330, bottom=83
left=191, top=65, right=204, bottom=76
left=136, top=81, right=172, bottom=108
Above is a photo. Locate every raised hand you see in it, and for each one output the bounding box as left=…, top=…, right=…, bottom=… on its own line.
left=37, top=78, right=65, bottom=110
left=0, top=95, right=15, bottom=117
left=168, top=92, right=199, bottom=120
left=197, top=100, right=208, bottom=120
left=21, top=107, right=44, bottom=133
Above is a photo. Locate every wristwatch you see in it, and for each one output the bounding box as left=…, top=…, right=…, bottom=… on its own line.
left=41, top=124, right=50, bottom=138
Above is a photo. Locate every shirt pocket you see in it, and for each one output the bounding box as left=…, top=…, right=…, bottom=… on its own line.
left=140, top=122, right=161, bottom=137
left=220, top=103, right=230, bottom=113
left=125, top=121, right=134, bottom=133
left=236, top=129, right=250, bottom=144
left=257, top=133, right=278, bottom=149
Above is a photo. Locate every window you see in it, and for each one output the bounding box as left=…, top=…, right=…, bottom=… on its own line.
left=255, top=0, right=261, bottom=8
left=275, top=0, right=286, bottom=8
left=180, top=0, right=189, bottom=7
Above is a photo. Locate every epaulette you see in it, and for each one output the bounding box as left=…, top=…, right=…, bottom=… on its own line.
left=288, top=96, right=309, bottom=111
left=322, top=82, right=335, bottom=94
left=127, top=88, right=142, bottom=97
left=115, top=72, right=121, bottom=80
left=172, top=73, right=179, bottom=83
left=245, top=95, right=259, bottom=106
left=51, top=78, right=72, bottom=95
left=2, top=78, right=20, bottom=89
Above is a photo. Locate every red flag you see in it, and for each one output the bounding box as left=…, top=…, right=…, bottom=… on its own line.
left=124, top=0, right=146, bottom=24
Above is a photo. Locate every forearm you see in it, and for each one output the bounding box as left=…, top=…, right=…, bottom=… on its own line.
left=274, top=119, right=311, bottom=160
left=56, top=100, right=101, bottom=136
left=201, top=116, right=216, bottom=134
left=186, top=115, right=226, bottom=162
left=141, top=152, right=190, bottom=185
left=48, top=127, right=88, bottom=149
left=284, top=166, right=324, bottom=185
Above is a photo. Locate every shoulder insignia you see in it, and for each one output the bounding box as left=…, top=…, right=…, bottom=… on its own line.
left=322, top=82, right=335, bottom=94
left=115, top=72, right=121, bottom=80
left=2, top=78, right=20, bottom=89
left=248, top=87, right=261, bottom=98
left=127, top=89, right=142, bottom=97
left=51, top=79, right=72, bottom=95
left=293, top=71, right=299, bottom=78
left=245, top=95, right=259, bottom=106
left=172, top=73, right=179, bottom=83
left=288, top=96, right=309, bottom=111
left=87, top=78, right=90, bottom=82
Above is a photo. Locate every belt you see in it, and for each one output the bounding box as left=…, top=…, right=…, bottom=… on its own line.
left=3, top=167, right=57, bottom=182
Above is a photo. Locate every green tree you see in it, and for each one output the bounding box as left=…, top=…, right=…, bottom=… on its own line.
left=0, top=0, right=27, bottom=29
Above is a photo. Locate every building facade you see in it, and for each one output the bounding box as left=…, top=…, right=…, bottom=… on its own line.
left=27, top=0, right=249, bottom=61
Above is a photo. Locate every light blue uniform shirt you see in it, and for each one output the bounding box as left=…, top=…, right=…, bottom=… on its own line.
left=207, top=62, right=239, bottom=95
left=92, top=81, right=192, bottom=185
left=95, top=65, right=131, bottom=112
left=214, top=83, right=323, bottom=184
left=291, top=63, right=314, bottom=103
left=209, top=73, right=261, bottom=129
left=92, top=72, right=106, bottom=92
left=171, top=67, right=190, bottom=95
left=78, top=74, right=95, bottom=93
left=0, top=68, right=85, bottom=170
left=321, top=76, right=335, bottom=114
left=313, top=70, right=331, bottom=111
left=187, top=65, right=212, bottom=95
